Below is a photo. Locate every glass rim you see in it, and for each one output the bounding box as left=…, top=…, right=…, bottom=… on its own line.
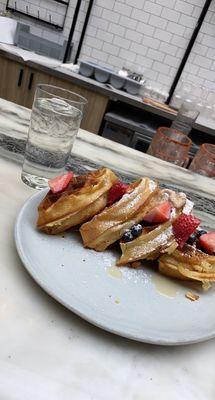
left=201, top=143, right=215, bottom=160
left=36, top=84, right=88, bottom=105
left=157, top=127, right=192, bottom=147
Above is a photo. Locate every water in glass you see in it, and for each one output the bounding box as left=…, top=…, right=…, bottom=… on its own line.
left=21, top=96, right=82, bottom=189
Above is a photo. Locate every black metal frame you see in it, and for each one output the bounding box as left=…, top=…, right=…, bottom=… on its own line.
left=166, top=0, right=212, bottom=104
left=63, top=0, right=95, bottom=63
left=74, top=0, right=95, bottom=63
left=63, top=0, right=83, bottom=62
left=6, top=0, right=70, bottom=30
left=51, top=0, right=69, bottom=4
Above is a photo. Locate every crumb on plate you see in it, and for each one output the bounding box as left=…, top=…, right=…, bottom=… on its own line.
left=185, top=291, right=199, bottom=301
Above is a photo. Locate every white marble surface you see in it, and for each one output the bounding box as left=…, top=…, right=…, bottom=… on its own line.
left=0, top=98, right=215, bottom=399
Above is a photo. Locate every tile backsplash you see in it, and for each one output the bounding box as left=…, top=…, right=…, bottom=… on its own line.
left=80, top=0, right=207, bottom=92
left=0, top=0, right=215, bottom=93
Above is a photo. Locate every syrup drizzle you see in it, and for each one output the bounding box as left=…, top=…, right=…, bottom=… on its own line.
left=107, top=266, right=122, bottom=279
left=152, top=274, right=178, bottom=298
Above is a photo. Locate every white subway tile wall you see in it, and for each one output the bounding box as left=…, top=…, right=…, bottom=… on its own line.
left=181, top=0, right=215, bottom=90
left=80, top=0, right=204, bottom=92
left=0, top=0, right=215, bottom=93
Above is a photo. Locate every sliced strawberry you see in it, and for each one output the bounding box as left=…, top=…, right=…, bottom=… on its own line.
left=107, top=181, right=128, bottom=206
left=143, top=201, right=172, bottom=224
left=48, top=171, right=73, bottom=194
left=172, top=214, right=201, bottom=249
left=199, top=232, right=215, bottom=255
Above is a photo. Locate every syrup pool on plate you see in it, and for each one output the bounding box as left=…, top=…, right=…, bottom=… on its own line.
left=151, top=273, right=179, bottom=298
left=107, top=266, right=122, bottom=279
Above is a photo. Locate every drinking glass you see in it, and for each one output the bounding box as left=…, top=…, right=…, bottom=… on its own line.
left=170, top=81, right=196, bottom=110
left=147, top=127, right=192, bottom=167
left=189, top=144, right=215, bottom=178
left=170, top=92, right=183, bottom=110
left=21, top=84, right=87, bottom=189
left=171, top=98, right=199, bottom=135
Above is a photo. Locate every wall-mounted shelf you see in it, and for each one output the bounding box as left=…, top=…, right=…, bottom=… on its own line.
left=6, top=0, right=70, bottom=30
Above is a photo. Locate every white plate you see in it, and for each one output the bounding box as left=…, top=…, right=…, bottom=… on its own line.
left=15, top=190, right=215, bottom=345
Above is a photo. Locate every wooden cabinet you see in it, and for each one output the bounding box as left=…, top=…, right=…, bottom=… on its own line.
left=21, top=68, right=53, bottom=109
left=0, top=55, right=109, bottom=133
left=0, top=56, right=27, bottom=105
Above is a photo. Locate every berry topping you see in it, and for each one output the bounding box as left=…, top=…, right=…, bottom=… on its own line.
left=131, top=224, right=143, bottom=237
left=107, top=181, right=128, bottom=206
left=142, top=201, right=172, bottom=224
left=122, top=231, right=134, bottom=242
left=172, top=214, right=201, bottom=249
left=199, top=232, right=215, bottom=255
left=48, top=171, right=73, bottom=194
left=187, top=233, right=197, bottom=245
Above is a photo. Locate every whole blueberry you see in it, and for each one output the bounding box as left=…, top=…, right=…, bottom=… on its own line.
left=187, top=233, right=197, bottom=245
left=196, top=229, right=207, bottom=238
left=131, top=224, right=143, bottom=237
left=122, top=231, right=134, bottom=242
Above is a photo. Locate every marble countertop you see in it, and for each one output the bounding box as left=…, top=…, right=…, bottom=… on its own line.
left=0, top=44, right=215, bottom=137
left=0, top=97, right=215, bottom=399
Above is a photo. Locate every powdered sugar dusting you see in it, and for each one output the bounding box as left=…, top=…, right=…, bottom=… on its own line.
left=183, top=199, right=194, bottom=215
left=149, top=180, right=157, bottom=191
left=122, top=266, right=150, bottom=284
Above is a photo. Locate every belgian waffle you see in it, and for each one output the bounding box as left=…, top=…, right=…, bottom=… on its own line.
left=80, top=178, right=158, bottom=251
left=36, top=168, right=214, bottom=290
left=37, top=167, right=117, bottom=234
left=117, top=189, right=189, bottom=265
left=158, top=245, right=215, bottom=287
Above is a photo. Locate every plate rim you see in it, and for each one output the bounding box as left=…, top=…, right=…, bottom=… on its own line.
left=14, top=189, right=215, bottom=346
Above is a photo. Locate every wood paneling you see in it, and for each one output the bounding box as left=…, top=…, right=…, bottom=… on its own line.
left=0, top=56, right=27, bottom=105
